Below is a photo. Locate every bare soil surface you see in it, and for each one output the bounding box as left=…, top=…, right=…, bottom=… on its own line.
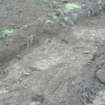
left=0, top=0, right=105, bottom=105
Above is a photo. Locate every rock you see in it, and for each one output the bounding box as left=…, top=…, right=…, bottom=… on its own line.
left=30, top=94, right=45, bottom=105
left=62, top=0, right=68, bottom=4
left=31, top=95, right=44, bottom=102
left=96, top=68, right=105, bottom=84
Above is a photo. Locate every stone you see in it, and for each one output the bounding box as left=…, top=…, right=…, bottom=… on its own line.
left=96, top=68, right=105, bottom=84
left=31, top=94, right=44, bottom=103
left=62, top=0, right=68, bottom=4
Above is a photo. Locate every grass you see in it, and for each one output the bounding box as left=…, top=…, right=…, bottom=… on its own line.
left=64, top=3, right=81, bottom=13
left=0, top=27, right=15, bottom=40
left=0, top=27, right=16, bottom=46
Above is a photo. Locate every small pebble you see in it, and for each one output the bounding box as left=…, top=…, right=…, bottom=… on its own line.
left=96, top=68, right=105, bottom=84
left=31, top=94, right=44, bottom=103
left=62, top=0, right=68, bottom=4
left=83, top=50, right=90, bottom=54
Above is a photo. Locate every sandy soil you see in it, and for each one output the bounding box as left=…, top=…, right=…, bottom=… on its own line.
left=0, top=0, right=105, bottom=105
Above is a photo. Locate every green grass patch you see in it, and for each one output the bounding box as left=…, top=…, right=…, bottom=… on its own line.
left=64, top=3, right=81, bottom=13
left=0, top=27, right=15, bottom=40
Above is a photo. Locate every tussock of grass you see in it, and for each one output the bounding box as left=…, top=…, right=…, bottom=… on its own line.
left=0, top=28, right=15, bottom=40
left=64, top=3, right=81, bottom=13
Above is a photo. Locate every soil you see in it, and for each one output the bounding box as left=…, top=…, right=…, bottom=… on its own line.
left=0, top=0, right=105, bottom=105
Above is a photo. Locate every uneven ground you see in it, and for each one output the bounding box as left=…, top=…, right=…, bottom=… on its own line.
left=0, top=0, right=105, bottom=105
